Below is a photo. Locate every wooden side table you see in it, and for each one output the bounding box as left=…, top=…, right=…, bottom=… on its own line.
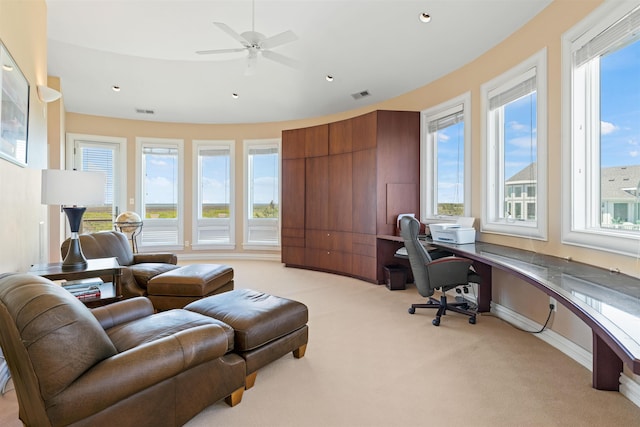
left=29, top=257, right=123, bottom=307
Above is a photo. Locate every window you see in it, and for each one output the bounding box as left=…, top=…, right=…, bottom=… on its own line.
left=68, top=134, right=126, bottom=234
left=421, top=92, right=471, bottom=219
left=481, top=49, right=547, bottom=239
left=562, top=2, right=640, bottom=255
left=136, top=138, right=183, bottom=249
left=243, top=139, right=280, bottom=248
left=193, top=140, right=234, bottom=249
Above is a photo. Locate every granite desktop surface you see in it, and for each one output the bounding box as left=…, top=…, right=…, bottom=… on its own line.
left=430, top=240, right=640, bottom=350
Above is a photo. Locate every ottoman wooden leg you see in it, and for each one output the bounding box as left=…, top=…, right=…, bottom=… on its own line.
left=225, top=386, right=245, bottom=407
left=293, top=343, right=307, bottom=359
left=245, top=371, right=258, bottom=390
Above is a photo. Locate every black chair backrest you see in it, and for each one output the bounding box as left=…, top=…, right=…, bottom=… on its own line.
left=399, top=216, right=435, bottom=298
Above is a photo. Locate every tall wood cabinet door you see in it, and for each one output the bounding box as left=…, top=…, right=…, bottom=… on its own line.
left=305, top=124, right=329, bottom=158
left=305, top=156, right=329, bottom=230
left=351, top=111, right=377, bottom=151
left=282, top=158, right=305, bottom=230
left=328, top=152, right=353, bottom=232
left=352, top=148, right=377, bottom=235
left=282, top=128, right=306, bottom=159
left=329, top=119, right=352, bottom=155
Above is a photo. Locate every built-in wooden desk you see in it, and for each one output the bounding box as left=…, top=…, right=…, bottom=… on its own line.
left=377, top=235, right=640, bottom=391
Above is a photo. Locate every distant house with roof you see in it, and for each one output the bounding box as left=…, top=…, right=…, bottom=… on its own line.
left=505, top=162, right=537, bottom=221
left=504, top=163, right=640, bottom=228
left=600, top=165, right=640, bottom=227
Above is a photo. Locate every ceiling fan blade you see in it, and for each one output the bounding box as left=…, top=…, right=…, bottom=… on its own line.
left=212, top=22, right=250, bottom=46
left=260, top=30, right=298, bottom=50
left=261, top=50, right=299, bottom=69
left=196, top=47, right=247, bottom=55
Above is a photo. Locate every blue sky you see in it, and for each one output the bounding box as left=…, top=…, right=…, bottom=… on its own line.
left=600, top=39, right=640, bottom=168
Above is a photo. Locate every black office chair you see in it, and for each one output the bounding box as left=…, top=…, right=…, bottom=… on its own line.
left=400, top=216, right=479, bottom=326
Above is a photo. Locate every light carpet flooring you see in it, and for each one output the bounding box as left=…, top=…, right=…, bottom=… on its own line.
left=2, top=259, right=640, bottom=426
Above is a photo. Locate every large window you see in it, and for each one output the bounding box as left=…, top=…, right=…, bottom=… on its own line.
left=563, top=1, right=640, bottom=255
left=193, top=140, right=234, bottom=249
left=67, top=134, right=126, bottom=234
left=421, top=92, right=471, bottom=219
left=136, top=137, right=183, bottom=249
left=243, top=139, right=280, bottom=248
left=481, top=49, right=547, bottom=239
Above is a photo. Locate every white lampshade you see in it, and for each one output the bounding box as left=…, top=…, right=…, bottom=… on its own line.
left=41, top=169, right=106, bottom=206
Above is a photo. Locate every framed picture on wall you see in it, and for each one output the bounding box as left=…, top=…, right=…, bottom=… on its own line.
left=0, top=40, right=29, bottom=167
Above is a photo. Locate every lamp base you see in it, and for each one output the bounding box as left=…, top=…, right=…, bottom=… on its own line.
left=62, top=207, right=88, bottom=271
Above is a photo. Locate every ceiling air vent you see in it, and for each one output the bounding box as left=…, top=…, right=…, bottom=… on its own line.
left=135, top=108, right=155, bottom=115
left=351, top=90, right=370, bottom=100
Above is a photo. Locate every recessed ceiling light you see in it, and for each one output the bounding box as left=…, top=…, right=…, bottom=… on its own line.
left=232, top=93, right=239, bottom=99
left=112, top=85, right=121, bottom=92
left=2, top=64, right=13, bottom=71
left=326, top=75, right=334, bottom=82
left=419, top=12, right=431, bottom=23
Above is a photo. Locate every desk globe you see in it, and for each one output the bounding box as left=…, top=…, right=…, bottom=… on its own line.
left=114, top=211, right=143, bottom=253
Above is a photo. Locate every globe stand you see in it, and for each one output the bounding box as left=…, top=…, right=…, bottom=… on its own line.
left=114, top=220, right=143, bottom=253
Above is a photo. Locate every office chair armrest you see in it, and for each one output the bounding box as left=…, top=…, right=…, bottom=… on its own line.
left=426, top=257, right=474, bottom=289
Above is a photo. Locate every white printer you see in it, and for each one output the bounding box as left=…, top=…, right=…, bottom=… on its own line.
left=429, top=223, right=476, bottom=244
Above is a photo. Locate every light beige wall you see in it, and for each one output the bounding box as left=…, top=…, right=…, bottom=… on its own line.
left=0, top=0, right=49, bottom=272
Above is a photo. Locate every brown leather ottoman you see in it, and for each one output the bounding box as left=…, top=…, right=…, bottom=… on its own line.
left=147, top=264, right=234, bottom=311
left=185, top=288, right=309, bottom=389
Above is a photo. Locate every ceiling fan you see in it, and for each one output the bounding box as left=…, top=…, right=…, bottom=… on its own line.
left=196, top=0, right=299, bottom=75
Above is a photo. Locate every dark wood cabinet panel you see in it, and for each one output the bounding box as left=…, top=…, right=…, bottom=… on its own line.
left=329, top=119, right=352, bottom=155
left=305, top=156, right=329, bottom=230
left=328, top=152, right=353, bottom=232
left=352, top=148, right=376, bottom=235
left=305, top=124, right=329, bottom=158
left=282, top=158, right=305, bottom=230
left=305, top=248, right=352, bottom=273
left=351, top=111, right=377, bottom=151
left=282, top=128, right=306, bottom=159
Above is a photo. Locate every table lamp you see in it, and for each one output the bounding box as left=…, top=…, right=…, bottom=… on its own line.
left=41, top=169, right=106, bottom=270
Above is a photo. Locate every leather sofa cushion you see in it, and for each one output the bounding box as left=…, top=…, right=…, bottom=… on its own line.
left=0, top=275, right=117, bottom=400
left=185, top=289, right=309, bottom=352
left=147, top=264, right=234, bottom=296
left=105, top=309, right=235, bottom=353
left=129, top=263, right=180, bottom=289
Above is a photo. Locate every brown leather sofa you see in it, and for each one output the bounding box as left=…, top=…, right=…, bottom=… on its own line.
left=0, top=273, right=246, bottom=427
left=62, top=231, right=179, bottom=298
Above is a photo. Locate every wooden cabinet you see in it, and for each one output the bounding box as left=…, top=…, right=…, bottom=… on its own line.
left=281, top=110, right=419, bottom=283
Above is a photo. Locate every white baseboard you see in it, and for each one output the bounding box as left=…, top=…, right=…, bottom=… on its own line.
left=177, top=252, right=281, bottom=262
left=490, top=302, right=640, bottom=409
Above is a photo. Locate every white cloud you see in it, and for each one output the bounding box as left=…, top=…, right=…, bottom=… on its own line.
left=629, top=150, right=638, bottom=158
left=601, top=121, right=618, bottom=135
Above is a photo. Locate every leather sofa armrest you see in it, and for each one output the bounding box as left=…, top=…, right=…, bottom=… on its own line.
left=133, top=253, right=178, bottom=265
left=91, top=297, right=154, bottom=330
left=46, top=324, right=230, bottom=425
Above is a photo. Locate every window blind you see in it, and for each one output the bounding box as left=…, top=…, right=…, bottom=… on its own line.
left=574, top=5, right=640, bottom=67
left=428, top=107, right=464, bottom=133
left=489, top=67, right=537, bottom=110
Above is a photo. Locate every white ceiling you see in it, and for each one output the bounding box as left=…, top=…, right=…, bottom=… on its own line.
left=46, top=0, right=552, bottom=124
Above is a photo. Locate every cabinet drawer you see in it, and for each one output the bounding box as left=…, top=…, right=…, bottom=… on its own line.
left=306, top=230, right=352, bottom=251
left=305, top=248, right=352, bottom=274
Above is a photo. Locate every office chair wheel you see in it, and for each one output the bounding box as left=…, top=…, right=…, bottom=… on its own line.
left=469, top=316, right=476, bottom=324
left=432, top=318, right=440, bottom=326
left=408, top=307, right=416, bottom=314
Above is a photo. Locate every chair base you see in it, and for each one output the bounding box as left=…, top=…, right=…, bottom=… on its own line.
left=408, top=294, right=477, bottom=326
